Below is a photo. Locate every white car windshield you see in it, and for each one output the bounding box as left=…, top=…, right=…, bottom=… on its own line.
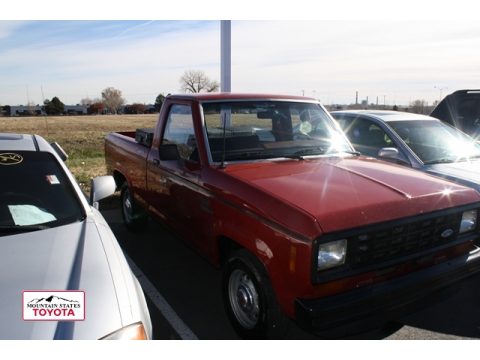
left=0, top=151, right=85, bottom=235
left=201, top=101, right=353, bottom=162
left=389, top=120, right=480, bottom=164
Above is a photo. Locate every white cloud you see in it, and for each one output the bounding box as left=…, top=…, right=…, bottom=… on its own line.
left=230, top=21, right=480, bottom=104
left=0, top=21, right=26, bottom=39
left=1, top=20, right=480, bottom=106
left=0, top=22, right=220, bottom=104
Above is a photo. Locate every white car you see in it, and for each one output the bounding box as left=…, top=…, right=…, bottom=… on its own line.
left=330, top=110, right=480, bottom=193
left=0, top=133, right=152, bottom=339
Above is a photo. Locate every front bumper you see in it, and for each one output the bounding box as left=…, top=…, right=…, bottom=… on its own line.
left=295, top=246, right=480, bottom=332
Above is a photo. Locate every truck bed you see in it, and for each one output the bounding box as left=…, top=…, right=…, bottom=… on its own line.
left=104, top=131, right=151, bottom=206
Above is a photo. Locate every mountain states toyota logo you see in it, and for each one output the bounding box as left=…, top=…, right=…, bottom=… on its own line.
left=23, top=291, right=85, bottom=321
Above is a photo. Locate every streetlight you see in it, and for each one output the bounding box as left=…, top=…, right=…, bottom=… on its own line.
left=434, top=86, right=448, bottom=103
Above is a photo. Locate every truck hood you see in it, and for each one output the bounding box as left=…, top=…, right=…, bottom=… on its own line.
left=225, top=156, right=478, bottom=234
left=425, top=160, right=480, bottom=191
left=0, top=219, right=122, bottom=339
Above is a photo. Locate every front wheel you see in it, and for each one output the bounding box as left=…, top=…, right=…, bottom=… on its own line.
left=222, top=249, right=289, bottom=339
left=120, top=182, right=148, bottom=231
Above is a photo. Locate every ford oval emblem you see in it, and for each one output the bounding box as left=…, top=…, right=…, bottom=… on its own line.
left=441, top=229, right=454, bottom=238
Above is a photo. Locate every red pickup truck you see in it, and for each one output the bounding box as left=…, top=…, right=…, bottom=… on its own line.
left=105, top=93, right=480, bottom=338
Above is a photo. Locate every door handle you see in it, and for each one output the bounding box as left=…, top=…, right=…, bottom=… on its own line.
left=151, top=158, right=160, bottom=166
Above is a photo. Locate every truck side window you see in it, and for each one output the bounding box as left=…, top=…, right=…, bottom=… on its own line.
left=163, top=104, right=198, bottom=162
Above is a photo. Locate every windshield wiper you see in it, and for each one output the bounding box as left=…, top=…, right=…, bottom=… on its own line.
left=217, top=150, right=279, bottom=162
left=423, top=158, right=456, bottom=165
left=461, top=155, right=480, bottom=160
left=285, top=147, right=325, bottom=160
left=340, top=150, right=361, bottom=156
left=215, top=147, right=327, bottom=162
left=426, top=155, right=480, bottom=164
left=0, top=224, right=50, bottom=234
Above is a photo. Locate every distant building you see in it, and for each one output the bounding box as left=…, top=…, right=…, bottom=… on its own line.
left=5, top=104, right=87, bottom=116
left=64, top=105, right=88, bottom=115
left=8, top=105, right=45, bottom=116
left=2, top=103, right=151, bottom=116
left=144, top=104, right=156, bottom=113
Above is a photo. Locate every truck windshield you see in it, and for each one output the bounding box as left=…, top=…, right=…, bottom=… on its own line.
left=202, top=101, right=352, bottom=162
left=0, top=151, right=85, bottom=235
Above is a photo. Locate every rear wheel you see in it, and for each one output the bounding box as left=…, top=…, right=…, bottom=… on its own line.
left=120, top=182, right=148, bottom=231
left=222, top=249, right=289, bottom=339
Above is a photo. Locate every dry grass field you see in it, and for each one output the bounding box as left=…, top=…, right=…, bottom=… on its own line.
left=0, top=114, right=158, bottom=190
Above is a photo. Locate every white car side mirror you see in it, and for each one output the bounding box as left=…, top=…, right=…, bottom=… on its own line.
left=90, top=176, right=116, bottom=209
left=378, top=147, right=410, bottom=166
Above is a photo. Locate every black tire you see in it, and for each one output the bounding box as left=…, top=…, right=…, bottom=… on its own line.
left=222, top=249, right=289, bottom=339
left=120, top=182, right=148, bottom=232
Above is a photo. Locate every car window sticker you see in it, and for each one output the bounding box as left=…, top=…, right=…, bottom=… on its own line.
left=8, top=205, right=56, bottom=226
left=46, top=175, right=60, bottom=185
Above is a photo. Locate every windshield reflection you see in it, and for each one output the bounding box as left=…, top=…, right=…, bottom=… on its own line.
left=202, top=101, right=353, bottom=162
left=388, top=120, right=480, bottom=164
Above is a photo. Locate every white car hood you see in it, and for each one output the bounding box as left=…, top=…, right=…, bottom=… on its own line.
left=425, top=160, right=480, bottom=191
left=0, top=218, right=122, bottom=339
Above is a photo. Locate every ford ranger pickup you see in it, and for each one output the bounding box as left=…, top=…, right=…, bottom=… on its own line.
left=105, top=93, right=480, bottom=338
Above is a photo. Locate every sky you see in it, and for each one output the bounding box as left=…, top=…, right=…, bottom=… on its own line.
left=1, top=5, right=480, bottom=107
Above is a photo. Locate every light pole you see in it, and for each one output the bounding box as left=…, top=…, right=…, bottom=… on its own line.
left=434, top=86, right=448, bottom=103
left=221, top=20, right=231, bottom=93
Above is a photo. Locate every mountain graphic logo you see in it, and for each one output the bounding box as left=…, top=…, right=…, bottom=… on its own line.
left=23, top=291, right=85, bottom=321
left=28, top=295, right=80, bottom=304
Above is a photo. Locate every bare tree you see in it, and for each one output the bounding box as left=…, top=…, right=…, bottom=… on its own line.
left=80, top=97, right=93, bottom=106
left=409, top=99, right=428, bottom=114
left=27, top=101, right=37, bottom=115
left=180, top=70, right=219, bottom=93
left=101, top=87, right=125, bottom=114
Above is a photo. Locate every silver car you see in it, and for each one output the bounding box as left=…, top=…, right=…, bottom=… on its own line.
left=330, top=110, right=480, bottom=191
left=0, top=133, right=152, bottom=339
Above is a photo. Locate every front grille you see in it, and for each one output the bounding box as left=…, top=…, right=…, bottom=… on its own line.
left=348, top=212, right=463, bottom=268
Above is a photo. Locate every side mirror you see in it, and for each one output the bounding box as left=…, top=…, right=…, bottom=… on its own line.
left=378, top=147, right=409, bottom=165
left=90, top=175, right=116, bottom=209
left=159, top=144, right=180, bottom=161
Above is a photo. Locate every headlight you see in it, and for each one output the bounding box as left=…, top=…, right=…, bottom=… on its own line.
left=100, top=322, right=148, bottom=340
left=317, top=239, right=347, bottom=271
left=460, top=210, right=478, bottom=234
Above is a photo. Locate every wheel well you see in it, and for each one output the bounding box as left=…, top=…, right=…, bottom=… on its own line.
left=218, top=236, right=242, bottom=266
left=112, top=171, right=127, bottom=191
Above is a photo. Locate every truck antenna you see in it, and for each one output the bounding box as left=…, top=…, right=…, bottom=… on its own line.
left=219, top=111, right=227, bottom=169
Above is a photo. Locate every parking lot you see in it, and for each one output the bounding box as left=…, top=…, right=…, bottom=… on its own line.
left=100, top=200, right=480, bottom=340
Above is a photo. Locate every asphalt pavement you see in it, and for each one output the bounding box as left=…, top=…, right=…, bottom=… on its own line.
left=100, top=199, right=480, bottom=340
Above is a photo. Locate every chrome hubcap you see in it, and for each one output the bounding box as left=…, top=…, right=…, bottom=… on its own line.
left=228, top=269, right=260, bottom=329
left=123, top=190, right=133, bottom=221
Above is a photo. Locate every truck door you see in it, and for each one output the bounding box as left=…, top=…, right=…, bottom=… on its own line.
left=146, top=103, right=214, bottom=255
